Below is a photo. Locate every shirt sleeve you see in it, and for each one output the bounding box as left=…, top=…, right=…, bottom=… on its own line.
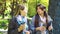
left=48, top=15, right=53, bottom=29
left=23, top=18, right=28, bottom=31
left=30, top=16, right=35, bottom=31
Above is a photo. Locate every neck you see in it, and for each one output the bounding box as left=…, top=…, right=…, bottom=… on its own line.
left=39, top=14, right=44, bottom=18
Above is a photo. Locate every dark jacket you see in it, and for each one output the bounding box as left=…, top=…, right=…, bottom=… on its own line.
left=30, top=15, right=53, bottom=34
left=8, top=17, right=23, bottom=34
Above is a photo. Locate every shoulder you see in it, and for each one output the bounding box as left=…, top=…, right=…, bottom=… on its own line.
left=48, top=15, right=53, bottom=22
left=10, top=16, right=18, bottom=23
left=9, top=17, right=17, bottom=25
left=32, top=16, right=35, bottom=20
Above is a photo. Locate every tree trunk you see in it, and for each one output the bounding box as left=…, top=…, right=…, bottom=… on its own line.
left=48, top=0, right=60, bottom=34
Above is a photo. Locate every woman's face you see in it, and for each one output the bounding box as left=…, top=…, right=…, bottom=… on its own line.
left=20, top=10, right=26, bottom=16
left=37, top=7, right=44, bottom=15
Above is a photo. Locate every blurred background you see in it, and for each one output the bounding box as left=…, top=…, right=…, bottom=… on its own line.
left=0, top=0, right=60, bottom=34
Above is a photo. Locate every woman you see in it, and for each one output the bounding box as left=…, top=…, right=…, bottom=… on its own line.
left=8, top=5, right=30, bottom=34
left=30, top=4, right=53, bottom=34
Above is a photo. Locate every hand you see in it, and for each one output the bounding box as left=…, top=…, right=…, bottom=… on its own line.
left=36, top=27, right=40, bottom=30
left=40, top=26, right=46, bottom=31
left=48, top=26, right=53, bottom=31
left=26, top=31, right=30, bottom=34
left=18, top=24, right=25, bottom=32
left=36, top=26, right=46, bottom=31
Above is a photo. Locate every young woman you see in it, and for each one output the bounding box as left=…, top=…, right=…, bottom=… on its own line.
left=30, top=4, right=53, bottom=34
left=8, top=5, right=30, bottom=34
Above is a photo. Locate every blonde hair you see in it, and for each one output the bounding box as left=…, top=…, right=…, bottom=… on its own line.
left=14, top=5, right=25, bottom=16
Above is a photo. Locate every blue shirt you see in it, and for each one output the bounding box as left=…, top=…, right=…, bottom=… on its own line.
left=16, top=15, right=28, bottom=34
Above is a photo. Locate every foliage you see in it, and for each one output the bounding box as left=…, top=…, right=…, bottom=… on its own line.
left=0, top=32, right=3, bottom=34
left=0, top=19, right=8, bottom=29
left=28, top=0, right=36, bottom=17
left=0, top=0, right=11, bottom=29
left=0, top=0, right=49, bottom=29
left=27, top=0, right=49, bottom=17
left=40, top=0, right=49, bottom=11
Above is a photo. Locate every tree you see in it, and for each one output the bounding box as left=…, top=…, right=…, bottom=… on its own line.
left=48, top=0, right=60, bottom=34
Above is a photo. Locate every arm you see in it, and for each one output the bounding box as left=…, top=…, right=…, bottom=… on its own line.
left=30, top=16, right=35, bottom=31
left=48, top=15, right=53, bottom=31
left=8, top=18, right=18, bottom=34
left=48, top=21, right=53, bottom=31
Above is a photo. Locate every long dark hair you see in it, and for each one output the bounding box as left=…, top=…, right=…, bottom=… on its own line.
left=34, top=4, right=48, bottom=27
